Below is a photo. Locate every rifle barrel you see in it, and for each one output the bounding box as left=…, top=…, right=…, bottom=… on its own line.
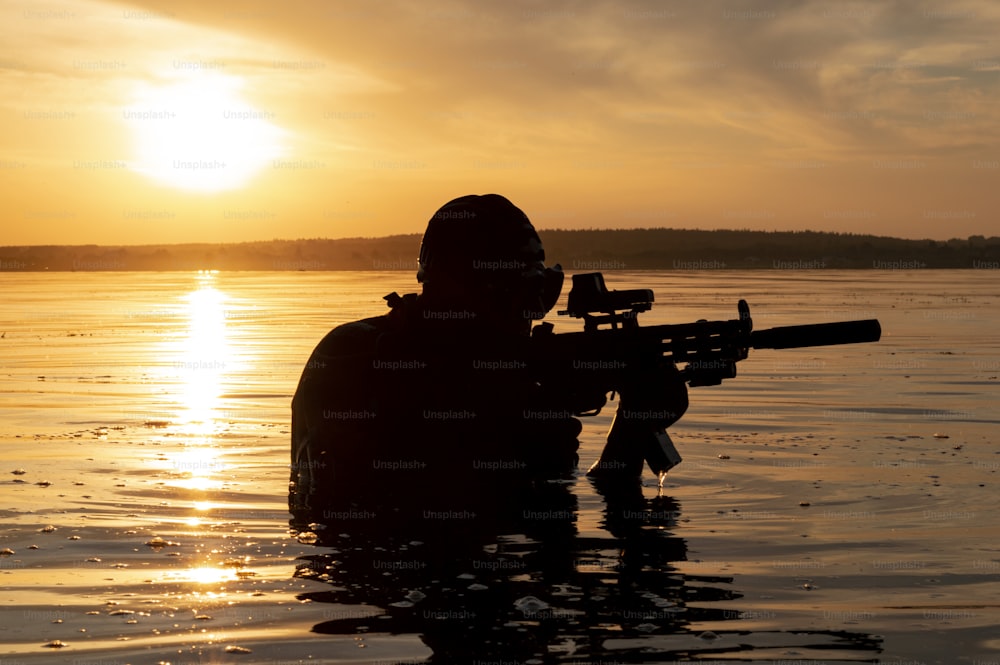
left=750, top=319, right=882, bottom=350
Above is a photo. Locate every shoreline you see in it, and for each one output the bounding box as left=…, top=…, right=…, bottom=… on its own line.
left=3, top=228, right=999, bottom=272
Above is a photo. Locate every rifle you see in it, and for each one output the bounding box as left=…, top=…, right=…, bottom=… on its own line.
left=529, top=273, right=882, bottom=479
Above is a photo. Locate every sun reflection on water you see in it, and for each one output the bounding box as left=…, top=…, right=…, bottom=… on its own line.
left=156, top=273, right=235, bottom=494
left=168, top=447, right=227, bottom=491
left=150, top=276, right=266, bottom=597
left=178, top=274, right=231, bottom=434
left=168, top=567, right=239, bottom=585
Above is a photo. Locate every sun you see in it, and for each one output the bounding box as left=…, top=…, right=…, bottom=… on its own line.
left=125, top=72, right=284, bottom=192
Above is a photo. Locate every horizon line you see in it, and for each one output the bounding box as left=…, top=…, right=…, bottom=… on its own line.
left=4, top=226, right=995, bottom=250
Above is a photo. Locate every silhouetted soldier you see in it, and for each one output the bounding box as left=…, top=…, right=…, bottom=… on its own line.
left=288, top=194, right=687, bottom=525
left=287, top=198, right=882, bottom=661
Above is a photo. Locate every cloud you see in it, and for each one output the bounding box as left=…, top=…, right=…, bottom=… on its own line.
left=75, top=0, right=1000, bottom=164
left=4, top=0, right=998, bottom=241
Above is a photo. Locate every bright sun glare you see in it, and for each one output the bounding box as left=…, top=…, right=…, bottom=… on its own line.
left=126, top=72, right=284, bottom=192
left=170, top=566, right=239, bottom=585
left=180, top=281, right=230, bottom=428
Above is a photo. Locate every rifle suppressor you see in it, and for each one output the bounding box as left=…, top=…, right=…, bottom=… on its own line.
left=750, top=319, right=882, bottom=350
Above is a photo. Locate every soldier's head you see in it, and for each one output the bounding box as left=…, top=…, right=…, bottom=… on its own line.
left=417, top=194, right=563, bottom=332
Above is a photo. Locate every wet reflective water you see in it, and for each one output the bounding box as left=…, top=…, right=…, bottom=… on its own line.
left=1, top=270, right=997, bottom=663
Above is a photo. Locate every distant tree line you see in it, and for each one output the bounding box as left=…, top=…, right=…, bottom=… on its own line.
left=2, top=229, right=999, bottom=271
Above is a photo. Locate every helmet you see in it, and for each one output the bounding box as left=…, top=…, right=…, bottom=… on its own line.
left=417, top=194, right=563, bottom=319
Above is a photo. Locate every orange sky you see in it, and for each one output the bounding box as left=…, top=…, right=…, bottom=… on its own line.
left=1, top=0, right=997, bottom=244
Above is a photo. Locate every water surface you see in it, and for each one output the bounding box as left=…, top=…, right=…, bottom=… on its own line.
left=1, top=270, right=997, bottom=663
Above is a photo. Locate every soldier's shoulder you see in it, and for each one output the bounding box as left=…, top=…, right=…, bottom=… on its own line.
left=312, top=314, right=392, bottom=357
